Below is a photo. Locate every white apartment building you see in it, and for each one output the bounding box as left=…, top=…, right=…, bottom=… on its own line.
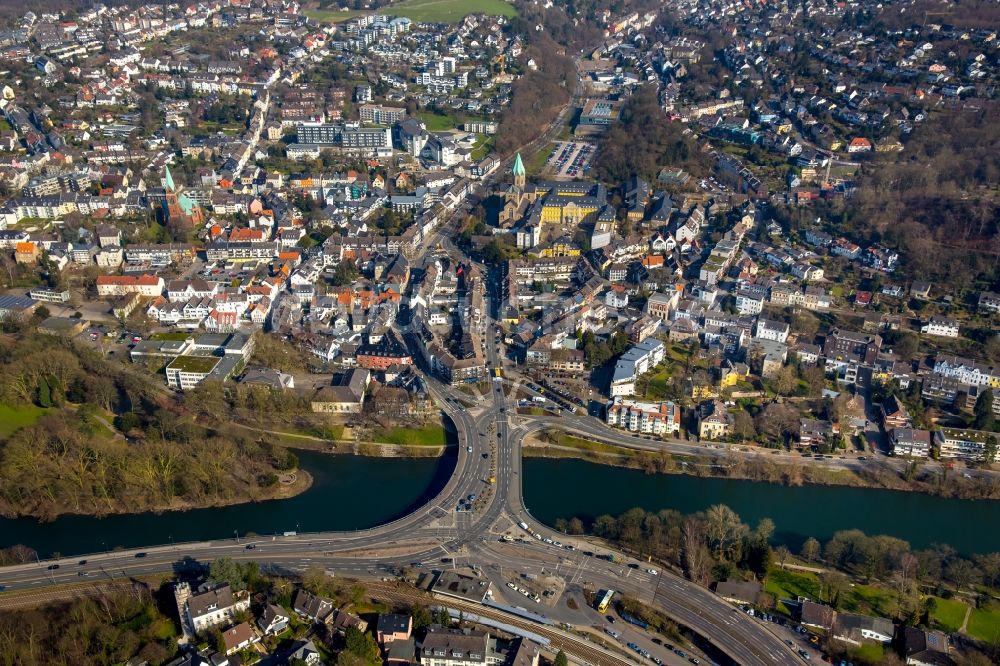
left=609, top=338, right=665, bottom=396
left=921, top=316, right=960, bottom=338
left=606, top=397, right=681, bottom=435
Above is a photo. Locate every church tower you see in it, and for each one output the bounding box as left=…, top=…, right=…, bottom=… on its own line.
left=162, top=164, right=204, bottom=227
left=512, top=152, right=525, bottom=189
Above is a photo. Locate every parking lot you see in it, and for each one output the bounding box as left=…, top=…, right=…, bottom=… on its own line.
left=547, top=141, right=597, bottom=178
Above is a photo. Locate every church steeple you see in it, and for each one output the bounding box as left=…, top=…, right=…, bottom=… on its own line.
left=512, top=152, right=525, bottom=189
left=163, top=164, right=176, bottom=192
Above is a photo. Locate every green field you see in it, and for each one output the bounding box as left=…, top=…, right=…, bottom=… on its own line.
left=0, top=403, right=49, bottom=439
left=303, top=8, right=365, bottom=23
left=373, top=424, right=447, bottom=446
left=765, top=568, right=821, bottom=612
left=928, top=597, right=967, bottom=633
left=418, top=111, right=457, bottom=132
left=471, top=135, right=494, bottom=161
left=150, top=332, right=191, bottom=341
left=393, top=0, right=517, bottom=23
left=526, top=143, right=555, bottom=176
left=966, top=603, right=1000, bottom=642
left=842, top=584, right=895, bottom=618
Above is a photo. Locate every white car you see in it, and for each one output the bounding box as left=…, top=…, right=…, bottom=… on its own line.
left=646, top=568, right=658, bottom=575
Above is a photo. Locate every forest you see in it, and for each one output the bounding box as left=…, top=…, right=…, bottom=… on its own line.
left=0, top=328, right=302, bottom=520
left=844, top=105, right=1000, bottom=287
left=593, top=86, right=708, bottom=185
left=494, top=35, right=576, bottom=156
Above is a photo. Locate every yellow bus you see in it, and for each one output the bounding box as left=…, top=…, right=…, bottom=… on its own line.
left=596, top=589, right=615, bottom=613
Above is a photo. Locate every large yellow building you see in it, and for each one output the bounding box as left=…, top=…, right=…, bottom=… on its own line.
left=498, top=153, right=608, bottom=233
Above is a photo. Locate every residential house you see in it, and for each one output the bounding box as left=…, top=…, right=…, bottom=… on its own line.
left=698, top=400, right=733, bottom=441
left=904, top=628, right=954, bottom=666
left=418, top=626, right=492, bottom=666
left=832, top=613, right=894, bottom=646
left=798, top=600, right=835, bottom=631
left=258, top=604, right=290, bottom=636
left=880, top=395, right=912, bottom=429
left=715, top=580, right=762, bottom=605
left=376, top=613, right=412, bottom=645
left=921, top=316, right=960, bottom=338
left=177, top=583, right=250, bottom=634
left=292, top=589, right=334, bottom=623
left=221, top=622, right=257, bottom=656
left=890, top=428, right=932, bottom=458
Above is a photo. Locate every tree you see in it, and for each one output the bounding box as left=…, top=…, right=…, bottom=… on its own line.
left=411, top=604, right=432, bottom=630
left=208, top=557, right=248, bottom=591
left=682, top=515, right=711, bottom=585
left=732, top=410, right=756, bottom=442
left=31, top=305, right=51, bottom=322
left=774, top=365, right=799, bottom=396
left=706, top=504, right=747, bottom=562
left=801, top=537, right=821, bottom=562
left=944, top=558, right=979, bottom=593
left=343, top=625, right=381, bottom=664
left=986, top=436, right=998, bottom=465
left=973, top=390, right=995, bottom=431
left=554, top=650, right=569, bottom=666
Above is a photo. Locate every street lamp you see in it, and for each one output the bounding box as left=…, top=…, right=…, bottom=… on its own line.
left=234, top=530, right=240, bottom=544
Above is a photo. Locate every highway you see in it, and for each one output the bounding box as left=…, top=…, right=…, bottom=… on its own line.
left=0, top=54, right=801, bottom=666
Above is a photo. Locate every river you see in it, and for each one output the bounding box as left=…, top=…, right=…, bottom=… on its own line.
left=0, top=450, right=455, bottom=558
left=3, top=454, right=999, bottom=559
left=522, top=458, right=1000, bottom=555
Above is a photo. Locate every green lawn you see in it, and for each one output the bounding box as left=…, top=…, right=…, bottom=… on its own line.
left=643, top=369, right=673, bottom=401
left=765, top=568, right=820, bottom=613
left=393, top=0, right=516, bottom=23
left=471, top=135, right=494, bottom=161
left=373, top=424, right=447, bottom=447
left=967, top=603, right=1000, bottom=643
left=418, top=111, right=457, bottom=132
left=843, top=584, right=895, bottom=618
left=928, top=597, right=967, bottom=633
left=303, top=8, right=365, bottom=23
left=0, top=403, right=49, bottom=439
left=850, top=643, right=884, bottom=664
left=150, top=332, right=191, bottom=341
left=525, top=143, right=555, bottom=176
left=308, top=424, right=345, bottom=441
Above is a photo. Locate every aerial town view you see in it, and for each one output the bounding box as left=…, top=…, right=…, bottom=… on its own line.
left=0, top=0, right=999, bottom=663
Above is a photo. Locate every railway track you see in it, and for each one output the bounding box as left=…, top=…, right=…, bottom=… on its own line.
left=366, top=581, right=636, bottom=666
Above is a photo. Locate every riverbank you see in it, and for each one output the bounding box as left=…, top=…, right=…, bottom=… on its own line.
left=0, top=469, right=315, bottom=523
left=0, top=452, right=453, bottom=557
left=522, top=457, right=1000, bottom=554
left=229, top=421, right=449, bottom=458
left=523, top=433, right=1000, bottom=501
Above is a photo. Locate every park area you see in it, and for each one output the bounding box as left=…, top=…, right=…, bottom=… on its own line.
left=306, top=0, right=516, bottom=24
left=392, top=0, right=516, bottom=23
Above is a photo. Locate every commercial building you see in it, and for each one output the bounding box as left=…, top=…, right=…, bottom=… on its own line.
left=95, top=274, right=164, bottom=297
